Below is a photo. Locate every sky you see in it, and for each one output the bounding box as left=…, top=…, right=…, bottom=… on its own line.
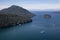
left=0, top=0, right=60, bottom=10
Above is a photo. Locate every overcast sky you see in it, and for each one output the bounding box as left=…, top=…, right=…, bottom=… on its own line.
left=0, top=0, right=60, bottom=10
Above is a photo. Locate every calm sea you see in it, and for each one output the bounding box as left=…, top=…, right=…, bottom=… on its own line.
left=0, top=11, right=60, bottom=40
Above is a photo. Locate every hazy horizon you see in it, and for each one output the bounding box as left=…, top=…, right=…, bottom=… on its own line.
left=0, top=0, right=60, bottom=11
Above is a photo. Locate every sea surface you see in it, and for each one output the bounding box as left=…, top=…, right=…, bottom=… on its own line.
left=0, top=11, right=60, bottom=40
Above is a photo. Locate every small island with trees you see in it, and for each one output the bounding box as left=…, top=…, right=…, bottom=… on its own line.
left=44, top=14, right=51, bottom=19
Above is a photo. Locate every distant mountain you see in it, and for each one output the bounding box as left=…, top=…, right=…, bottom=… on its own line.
left=0, top=5, right=35, bottom=28
left=0, top=5, right=35, bottom=18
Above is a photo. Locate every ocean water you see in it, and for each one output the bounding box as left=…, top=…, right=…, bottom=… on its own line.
left=0, top=11, right=60, bottom=40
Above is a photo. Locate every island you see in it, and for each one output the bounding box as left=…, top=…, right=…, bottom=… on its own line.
left=44, top=14, right=51, bottom=19
left=0, top=5, right=35, bottom=28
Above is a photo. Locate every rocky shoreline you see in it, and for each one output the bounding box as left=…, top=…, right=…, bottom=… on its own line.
left=0, top=14, right=33, bottom=28
left=0, top=20, right=32, bottom=28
